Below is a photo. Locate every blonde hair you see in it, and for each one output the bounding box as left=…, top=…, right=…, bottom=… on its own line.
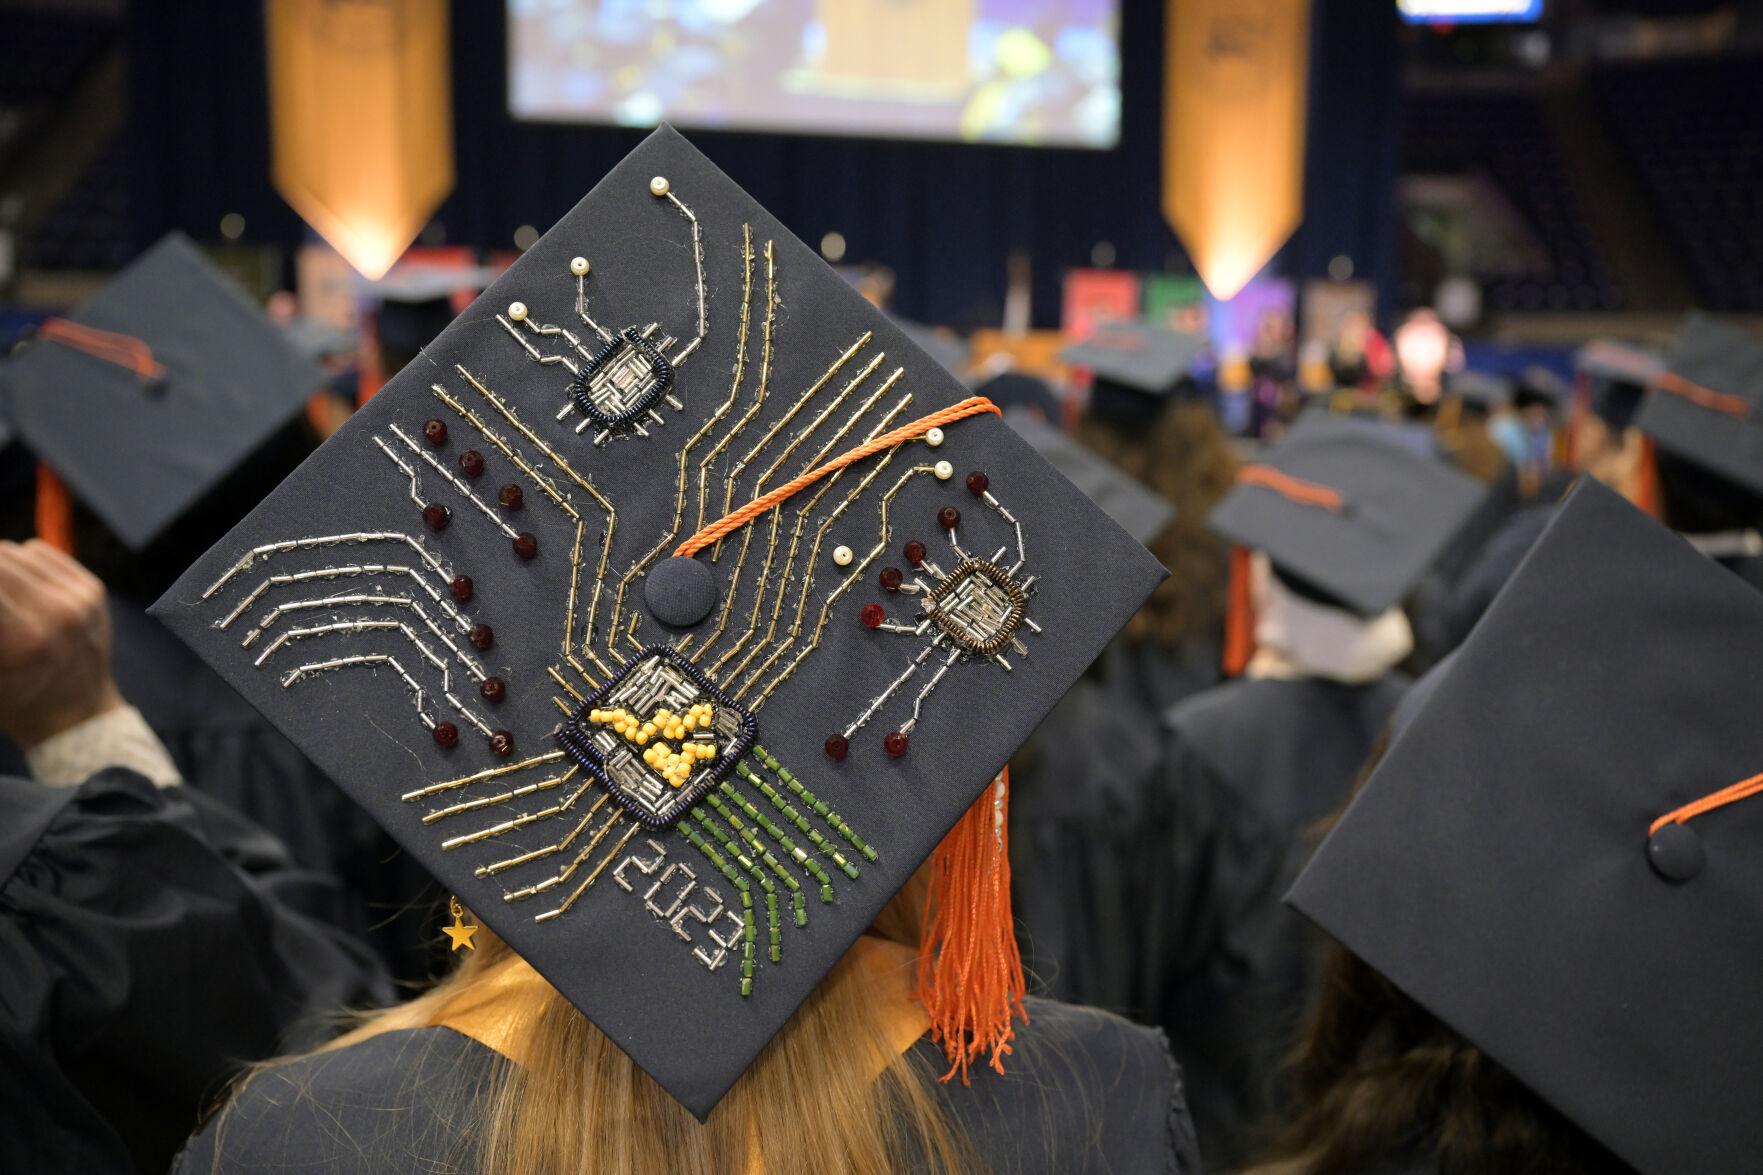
left=210, top=870, right=982, bottom=1175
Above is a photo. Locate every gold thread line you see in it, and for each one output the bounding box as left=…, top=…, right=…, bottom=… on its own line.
left=547, top=665, right=585, bottom=703
left=403, top=751, right=568, bottom=801
left=705, top=241, right=777, bottom=562
left=441, top=777, right=596, bottom=850
left=476, top=793, right=610, bottom=876
left=506, top=808, right=624, bottom=902
left=423, top=766, right=579, bottom=824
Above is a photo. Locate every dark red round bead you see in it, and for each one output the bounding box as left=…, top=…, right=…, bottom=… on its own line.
left=422, top=418, right=448, bottom=446
left=937, top=506, right=961, bottom=531
left=449, top=575, right=474, bottom=602
left=903, top=540, right=927, bottom=567
left=479, top=676, right=507, bottom=703
left=513, top=532, right=539, bottom=560
left=422, top=502, right=450, bottom=530
left=824, top=734, right=849, bottom=761
left=459, top=449, right=485, bottom=478
left=879, top=566, right=903, bottom=592
left=488, top=730, right=515, bottom=757
left=431, top=721, right=459, bottom=749
left=859, top=603, right=886, bottom=629
left=883, top=731, right=909, bottom=758
left=498, top=484, right=524, bottom=510
left=469, top=623, right=494, bottom=651
left=965, top=470, right=989, bottom=497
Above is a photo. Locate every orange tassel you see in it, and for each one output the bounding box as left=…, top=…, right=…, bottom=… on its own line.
left=917, top=768, right=1026, bottom=1084
left=35, top=464, right=75, bottom=555
left=1632, top=435, right=1661, bottom=519
left=1223, top=544, right=1256, bottom=677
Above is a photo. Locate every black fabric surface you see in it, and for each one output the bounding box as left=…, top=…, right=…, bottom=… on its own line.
left=150, top=126, right=1166, bottom=1119
left=1290, top=480, right=1763, bottom=1175
left=173, top=999, right=1199, bottom=1174
left=0, top=769, right=391, bottom=1175
left=1636, top=311, right=1763, bottom=498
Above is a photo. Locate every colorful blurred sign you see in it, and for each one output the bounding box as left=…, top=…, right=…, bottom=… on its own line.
left=1142, top=274, right=1209, bottom=335
left=1398, top=0, right=1543, bottom=25
left=1061, top=269, right=1141, bottom=339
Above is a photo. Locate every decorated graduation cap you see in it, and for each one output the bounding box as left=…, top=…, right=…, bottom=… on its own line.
left=1289, top=478, right=1763, bottom=1175
left=1634, top=312, right=1763, bottom=500
left=151, top=127, right=1165, bottom=1119
left=1003, top=407, right=1175, bottom=545
left=1060, top=322, right=1209, bottom=428
left=0, top=233, right=323, bottom=550
left=1576, top=339, right=1660, bottom=433
left=1209, top=410, right=1485, bottom=617
left=1446, top=369, right=1512, bottom=415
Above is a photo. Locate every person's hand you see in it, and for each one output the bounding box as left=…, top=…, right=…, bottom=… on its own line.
left=0, top=540, right=124, bottom=748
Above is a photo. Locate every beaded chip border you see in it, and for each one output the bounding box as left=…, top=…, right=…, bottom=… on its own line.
left=570, top=327, right=676, bottom=429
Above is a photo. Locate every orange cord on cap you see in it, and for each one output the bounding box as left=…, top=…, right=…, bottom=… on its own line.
left=1650, top=770, right=1763, bottom=837
left=34, top=464, right=75, bottom=555
left=1222, top=544, right=1256, bottom=677
left=36, top=317, right=166, bottom=383
left=1632, top=434, right=1662, bottom=519
left=917, top=767, right=1027, bottom=1084
left=1656, top=371, right=1749, bottom=418
left=674, top=396, right=1001, bottom=559
left=1236, top=465, right=1344, bottom=511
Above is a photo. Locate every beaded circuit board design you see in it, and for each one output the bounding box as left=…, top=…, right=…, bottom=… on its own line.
left=154, top=131, right=1165, bottom=1117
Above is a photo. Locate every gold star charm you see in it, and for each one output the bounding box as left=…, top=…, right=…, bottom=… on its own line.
left=444, top=895, right=478, bottom=951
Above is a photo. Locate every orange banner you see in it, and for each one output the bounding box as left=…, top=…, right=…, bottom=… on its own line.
left=1163, top=0, right=1310, bottom=301
left=267, top=0, right=453, bottom=280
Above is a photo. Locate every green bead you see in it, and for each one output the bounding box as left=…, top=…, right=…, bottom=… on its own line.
left=743, top=923, right=756, bottom=944
left=741, top=978, right=753, bottom=996
left=821, top=884, right=834, bottom=902
left=741, top=890, right=753, bottom=908
left=861, top=845, right=879, bottom=861
left=795, top=908, right=808, bottom=927
left=769, top=927, right=781, bottom=946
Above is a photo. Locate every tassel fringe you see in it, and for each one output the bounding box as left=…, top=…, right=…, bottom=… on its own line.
left=917, top=768, right=1026, bottom=1084
left=35, top=464, right=75, bottom=555
left=1223, top=544, right=1255, bottom=677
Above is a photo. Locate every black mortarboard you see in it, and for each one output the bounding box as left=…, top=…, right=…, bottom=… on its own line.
left=1513, top=364, right=1568, bottom=413
left=1207, top=410, right=1485, bottom=616
left=1290, top=479, right=1763, bottom=1175
left=1576, top=339, right=1659, bottom=433
left=0, top=234, right=323, bottom=550
left=1059, top=322, right=1209, bottom=428
left=1635, top=312, right=1763, bottom=499
left=151, top=127, right=1165, bottom=1119
left=1003, top=407, right=1175, bottom=545
left=973, top=372, right=1061, bottom=422
left=1447, top=369, right=1512, bottom=413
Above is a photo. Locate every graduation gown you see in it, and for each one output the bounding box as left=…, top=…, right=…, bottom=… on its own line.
left=0, top=768, right=392, bottom=1175
left=173, top=997, right=1201, bottom=1174
left=1155, top=672, right=1410, bottom=1168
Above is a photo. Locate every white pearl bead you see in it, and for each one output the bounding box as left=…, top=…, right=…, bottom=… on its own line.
left=650, top=176, right=670, bottom=196
left=934, top=461, right=954, bottom=480
left=925, top=427, right=945, bottom=447
left=832, top=545, right=854, bottom=567
left=570, top=256, right=589, bottom=276
left=508, top=301, right=528, bottom=321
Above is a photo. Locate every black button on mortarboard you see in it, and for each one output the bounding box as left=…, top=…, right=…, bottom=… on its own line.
left=644, top=555, right=717, bottom=627
left=1647, top=821, right=1705, bottom=882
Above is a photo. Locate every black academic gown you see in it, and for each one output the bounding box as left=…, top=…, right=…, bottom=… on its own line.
left=0, top=768, right=392, bottom=1175
left=173, top=997, right=1200, bottom=1174
left=1155, top=672, right=1410, bottom=1169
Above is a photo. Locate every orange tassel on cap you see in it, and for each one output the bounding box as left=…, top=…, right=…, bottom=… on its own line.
left=35, top=464, right=75, bottom=555
left=1223, top=544, right=1256, bottom=677
left=1633, top=435, right=1662, bottom=519
left=917, top=768, right=1026, bottom=1083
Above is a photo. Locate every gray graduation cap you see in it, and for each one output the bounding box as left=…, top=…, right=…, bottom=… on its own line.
left=1207, top=409, right=1486, bottom=616
left=1447, top=369, right=1512, bottom=414
left=1290, top=479, right=1763, bottom=1175
left=1004, top=407, right=1175, bottom=545
left=1060, top=322, right=1209, bottom=428
left=0, top=233, right=323, bottom=550
left=1577, top=339, right=1661, bottom=434
left=1635, top=312, right=1763, bottom=498
left=150, top=127, right=1166, bottom=1120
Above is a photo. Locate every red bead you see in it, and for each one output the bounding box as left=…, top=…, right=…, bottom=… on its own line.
left=903, top=540, right=927, bottom=567
left=824, top=734, right=849, bottom=761
left=965, top=470, right=989, bottom=497
left=498, top=484, right=524, bottom=510
left=422, top=418, right=448, bottom=446
left=469, top=624, right=494, bottom=651
left=422, top=502, right=450, bottom=530
left=459, top=449, right=485, bottom=478
left=449, top=575, right=474, bottom=602
left=937, top=506, right=961, bottom=531
left=883, top=731, right=909, bottom=757
left=859, top=603, right=886, bottom=629
left=431, top=721, right=459, bottom=749
left=513, top=532, right=538, bottom=560
left=479, top=676, right=506, bottom=703
left=878, top=566, right=903, bottom=592
left=488, top=730, right=515, bottom=757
